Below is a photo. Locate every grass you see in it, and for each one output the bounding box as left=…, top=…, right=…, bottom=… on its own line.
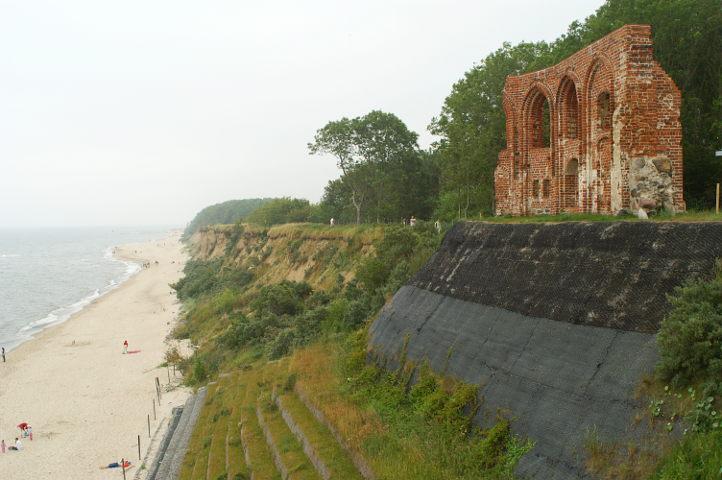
left=226, top=375, right=249, bottom=479
left=206, top=385, right=232, bottom=480
left=650, top=429, right=722, bottom=479
left=257, top=392, right=321, bottom=480
left=287, top=341, right=530, bottom=480
left=239, top=367, right=282, bottom=480
left=278, top=391, right=364, bottom=480
left=178, top=383, right=219, bottom=480
left=268, top=223, right=384, bottom=243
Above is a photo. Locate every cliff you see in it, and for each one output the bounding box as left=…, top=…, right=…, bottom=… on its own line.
left=188, top=223, right=383, bottom=290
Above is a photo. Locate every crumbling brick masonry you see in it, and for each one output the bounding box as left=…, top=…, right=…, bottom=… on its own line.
left=494, top=25, right=685, bottom=215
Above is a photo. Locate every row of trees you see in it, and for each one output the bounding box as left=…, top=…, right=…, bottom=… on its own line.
left=310, top=0, right=721, bottom=223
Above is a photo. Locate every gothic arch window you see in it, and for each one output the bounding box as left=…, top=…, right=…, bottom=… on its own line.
left=598, top=92, right=612, bottom=129
left=559, top=78, right=579, bottom=139
left=526, top=88, right=552, bottom=148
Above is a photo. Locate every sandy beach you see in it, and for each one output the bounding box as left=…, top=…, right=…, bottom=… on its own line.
left=0, top=232, right=190, bottom=479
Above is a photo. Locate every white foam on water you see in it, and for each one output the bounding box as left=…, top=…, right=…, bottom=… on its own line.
left=9, top=247, right=142, bottom=350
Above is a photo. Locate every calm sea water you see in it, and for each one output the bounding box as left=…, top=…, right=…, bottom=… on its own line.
left=0, top=227, right=173, bottom=351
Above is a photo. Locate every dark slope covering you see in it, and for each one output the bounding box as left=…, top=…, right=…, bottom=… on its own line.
left=369, top=221, right=722, bottom=479
left=412, top=221, right=722, bottom=333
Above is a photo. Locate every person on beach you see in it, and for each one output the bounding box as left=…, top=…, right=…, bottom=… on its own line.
left=2, top=346, right=5, bottom=362
left=100, top=460, right=132, bottom=469
left=27, top=426, right=32, bottom=441
left=9, top=438, right=22, bottom=451
left=123, top=339, right=128, bottom=354
left=1, top=439, right=5, bottom=453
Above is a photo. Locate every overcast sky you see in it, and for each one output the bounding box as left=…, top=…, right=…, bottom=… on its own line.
left=0, top=0, right=604, bottom=227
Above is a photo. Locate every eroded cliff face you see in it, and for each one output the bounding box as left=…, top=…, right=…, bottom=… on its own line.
left=188, top=224, right=381, bottom=290
left=370, top=221, right=722, bottom=480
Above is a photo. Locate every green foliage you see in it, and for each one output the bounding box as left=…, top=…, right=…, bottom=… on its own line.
left=650, top=429, right=722, bottom=479
left=171, top=259, right=253, bottom=301
left=432, top=0, right=722, bottom=215
left=183, top=198, right=273, bottom=239
left=657, top=264, right=722, bottom=387
left=192, top=356, right=208, bottom=384
left=310, top=110, right=439, bottom=224
left=478, top=420, right=512, bottom=469
left=357, top=223, right=441, bottom=296
left=245, top=197, right=312, bottom=226
left=341, top=334, right=530, bottom=478
left=251, top=281, right=312, bottom=317
left=684, top=383, right=722, bottom=434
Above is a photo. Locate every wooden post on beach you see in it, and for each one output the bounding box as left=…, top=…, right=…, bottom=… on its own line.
left=147, top=414, right=151, bottom=438
left=122, top=457, right=127, bottom=480
left=155, top=377, right=161, bottom=403
left=138, top=435, right=141, bottom=460
left=167, top=365, right=170, bottom=384
left=153, top=399, right=156, bottom=420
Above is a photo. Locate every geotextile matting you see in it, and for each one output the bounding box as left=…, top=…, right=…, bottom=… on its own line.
left=369, top=221, right=722, bottom=479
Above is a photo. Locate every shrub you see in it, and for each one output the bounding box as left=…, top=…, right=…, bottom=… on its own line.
left=657, top=264, right=722, bottom=386
left=251, top=281, right=311, bottom=316
left=478, top=420, right=511, bottom=468
left=266, top=329, right=295, bottom=359
left=192, top=357, right=208, bottom=383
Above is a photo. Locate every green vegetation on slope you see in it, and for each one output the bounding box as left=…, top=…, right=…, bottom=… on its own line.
left=183, top=198, right=275, bottom=239
left=173, top=222, right=530, bottom=479
left=657, top=263, right=722, bottom=387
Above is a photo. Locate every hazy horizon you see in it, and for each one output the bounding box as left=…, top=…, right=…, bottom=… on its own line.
left=1, top=0, right=604, bottom=227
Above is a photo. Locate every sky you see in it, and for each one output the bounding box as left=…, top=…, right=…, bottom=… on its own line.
left=0, top=0, right=605, bottom=227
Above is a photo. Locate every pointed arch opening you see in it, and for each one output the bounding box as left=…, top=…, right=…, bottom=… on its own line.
left=525, top=87, right=552, bottom=149
left=558, top=77, right=580, bottom=139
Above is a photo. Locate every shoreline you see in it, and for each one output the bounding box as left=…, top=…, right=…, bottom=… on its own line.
left=0, top=231, right=191, bottom=479
left=4, top=246, right=142, bottom=354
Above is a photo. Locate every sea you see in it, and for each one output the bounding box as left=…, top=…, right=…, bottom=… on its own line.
left=0, top=226, right=174, bottom=352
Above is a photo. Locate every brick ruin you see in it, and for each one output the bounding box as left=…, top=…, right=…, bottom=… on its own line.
left=494, top=25, right=685, bottom=216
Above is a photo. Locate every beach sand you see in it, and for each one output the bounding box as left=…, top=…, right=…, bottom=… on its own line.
left=0, top=232, right=191, bottom=479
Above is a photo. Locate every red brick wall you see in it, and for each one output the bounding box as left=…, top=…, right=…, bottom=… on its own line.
left=494, top=25, right=685, bottom=216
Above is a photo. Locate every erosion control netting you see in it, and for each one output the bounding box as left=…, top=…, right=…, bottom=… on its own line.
left=369, top=221, right=722, bottom=479
left=411, top=221, right=722, bottom=333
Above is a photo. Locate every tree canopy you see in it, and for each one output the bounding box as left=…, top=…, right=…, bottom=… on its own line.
left=183, top=198, right=273, bottom=238
left=309, top=110, right=438, bottom=224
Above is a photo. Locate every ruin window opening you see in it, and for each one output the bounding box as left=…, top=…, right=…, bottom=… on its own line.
left=529, top=91, right=551, bottom=148
left=542, top=179, right=550, bottom=198
left=561, top=81, right=579, bottom=139
left=598, top=92, right=612, bottom=129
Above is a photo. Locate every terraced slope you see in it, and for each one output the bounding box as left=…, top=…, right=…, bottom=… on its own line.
left=179, top=363, right=368, bottom=480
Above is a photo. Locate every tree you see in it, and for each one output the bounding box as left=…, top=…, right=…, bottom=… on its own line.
left=246, top=198, right=311, bottom=226
left=309, top=110, right=420, bottom=223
